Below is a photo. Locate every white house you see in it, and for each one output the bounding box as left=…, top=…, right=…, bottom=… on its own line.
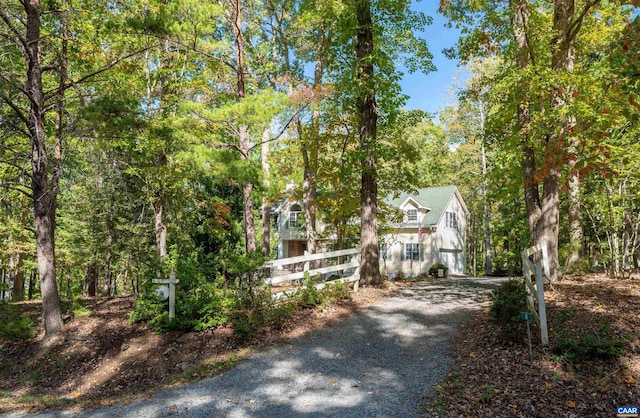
left=381, top=185, right=469, bottom=276
left=273, top=185, right=469, bottom=276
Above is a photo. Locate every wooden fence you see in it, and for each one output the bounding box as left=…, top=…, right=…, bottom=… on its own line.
left=521, top=241, right=550, bottom=345
left=263, top=248, right=361, bottom=300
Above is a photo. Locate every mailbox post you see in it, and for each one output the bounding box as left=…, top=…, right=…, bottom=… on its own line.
left=153, top=272, right=179, bottom=319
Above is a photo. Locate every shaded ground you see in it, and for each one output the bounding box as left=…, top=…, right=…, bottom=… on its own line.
left=0, top=285, right=391, bottom=414
left=6, top=277, right=507, bottom=417
left=425, top=273, right=640, bottom=417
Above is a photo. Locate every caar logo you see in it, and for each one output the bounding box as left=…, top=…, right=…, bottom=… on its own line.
left=617, top=406, right=639, bottom=417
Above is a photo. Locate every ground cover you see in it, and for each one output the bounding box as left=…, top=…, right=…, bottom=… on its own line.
left=0, top=284, right=393, bottom=414
left=424, top=274, right=640, bottom=417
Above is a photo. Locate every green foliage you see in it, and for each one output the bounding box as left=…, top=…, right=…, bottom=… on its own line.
left=554, top=325, right=627, bottom=363
left=488, top=279, right=527, bottom=341
left=71, top=299, right=92, bottom=319
left=230, top=273, right=351, bottom=343
left=0, top=305, right=37, bottom=341
left=294, top=275, right=350, bottom=309
left=428, top=263, right=449, bottom=278
left=129, top=251, right=243, bottom=333
left=296, top=274, right=322, bottom=308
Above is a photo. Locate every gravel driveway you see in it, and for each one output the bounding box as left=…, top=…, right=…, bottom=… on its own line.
left=20, top=276, right=508, bottom=418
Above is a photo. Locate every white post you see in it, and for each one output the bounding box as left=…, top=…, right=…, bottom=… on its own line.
left=168, top=272, right=177, bottom=319
left=534, top=263, right=549, bottom=345
left=153, top=272, right=179, bottom=319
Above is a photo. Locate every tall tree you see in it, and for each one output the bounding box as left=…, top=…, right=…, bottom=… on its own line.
left=355, top=0, right=381, bottom=285
left=441, top=0, right=632, bottom=280
left=0, top=0, right=65, bottom=335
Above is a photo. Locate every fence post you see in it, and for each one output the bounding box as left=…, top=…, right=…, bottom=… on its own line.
left=534, top=262, right=549, bottom=345
left=303, top=250, right=310, bottom=275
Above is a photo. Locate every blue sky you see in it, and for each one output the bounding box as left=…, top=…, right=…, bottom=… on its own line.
left=399, top=1, right=463, bottom=116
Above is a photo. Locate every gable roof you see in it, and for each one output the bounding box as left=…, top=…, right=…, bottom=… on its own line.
left=385, top=185, right=466, bottom=227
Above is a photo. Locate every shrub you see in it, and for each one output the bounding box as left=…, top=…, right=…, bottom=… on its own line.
left=428, top=263, right=449, bottom=278
left=554, top=325, right=627, bottom=363
left=71, top=299, right=92, bottom=318
left=0, top=304, right=37, bottom=341
left=229, top=281, right=273, bottom=343
left=295, top=274, right=321, bottom=308
left=488, top=278, right=527, bottom=341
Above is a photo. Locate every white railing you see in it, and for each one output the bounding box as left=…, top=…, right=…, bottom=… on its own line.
left=521, top=241, right=550, bottom=345
left=263, top=248, right=361, bottom=300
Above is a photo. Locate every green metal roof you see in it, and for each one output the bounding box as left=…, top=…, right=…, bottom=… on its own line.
left=384, top=185, right=461, bottom=226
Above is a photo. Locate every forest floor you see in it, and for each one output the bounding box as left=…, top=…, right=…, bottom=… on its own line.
left=0, top=274, right=638, bottom=416
left=0, top=282, right=394, bottom=414
left=424, top=273, right=640, bottom=417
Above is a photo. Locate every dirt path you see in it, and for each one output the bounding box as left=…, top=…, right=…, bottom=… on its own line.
left=16, top=277, right=507, bottom=418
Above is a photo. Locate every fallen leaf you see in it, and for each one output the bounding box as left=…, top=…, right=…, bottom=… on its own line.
left=470, top=352, right=476, bottom=357
left=626, top=376, right=636, bottom=384
left=544, top=381, right=552, bottom=389
left=330, top=379, right=337, bottom=384
left=567, top=400, right=576, bottom=408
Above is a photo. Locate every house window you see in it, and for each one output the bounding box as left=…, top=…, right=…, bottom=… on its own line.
left=403, top=243, right=421, bottom=261
left=406, top=209, right=418, bottom=222
left=446, top=211, right=459, bottom=230
left=287, top=204, right=304, bottom=229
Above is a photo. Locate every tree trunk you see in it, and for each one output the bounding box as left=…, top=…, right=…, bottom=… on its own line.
left=566, top=156, right=583, bottom=271
left=241, top=146, right=256, bottom=253
left=13, top=254, right=25, bottom=301
left=84, top=261, right=97, bottom=297
left=261, top=126, right=271, bottom=256
left=632, top=214, right=640, bottom=269
left=511, top=0, right=542, bottom=248
left=605, top=183, right=621, bottom=277
left=26, top=0, right=64, bottom=337
left=302, top=142, right=318, bottom=257
left=1, top=267, right=5, bottom=301
left=356, top=0, right=381, bottom=286
left=538, top=0, right=579, bottom=280
left=479, top=102, right=492, bottom=275
left=536, top=165, right=562, bottom=279
left=301, top=29, right=326, bottom=261
left=622, top=209, right=632, bottom=270
left=8, top=242, right=16, bottom=301
left=28, top=269, right=36, bottom=300
left=154, top=191, right=167, bottom=265
left=231, top=0, right=256, bottom=253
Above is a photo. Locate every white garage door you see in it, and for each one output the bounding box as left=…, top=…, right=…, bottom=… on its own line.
left=440, top=249, right=464, bottom=275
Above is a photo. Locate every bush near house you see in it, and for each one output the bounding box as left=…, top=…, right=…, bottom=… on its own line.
left=428, top=263, right=449, bottom=278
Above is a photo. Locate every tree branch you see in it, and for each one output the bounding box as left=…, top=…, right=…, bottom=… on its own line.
left=0, top=158, right=32, bottom=179
left=0, top=71, right=28, bottom=96
left=0, top=92, right=30, bottom=129
left=0, top=182, right=32, bottom=198
left=0, top=8, right=27, bottom=50
left=43, top=46, right=157, bottom=101
left=210, top=142, right=242, bottom=153
left=172, top=38, right=237, bottom=73
left=248, top=104, right=309, bottom=152
left=569, top=0, right=601, bottom=42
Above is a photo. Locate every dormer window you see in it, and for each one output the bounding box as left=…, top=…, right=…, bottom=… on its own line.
left=406, top=209, right=417, bottom=222
left=287, top=204, right=304, bottom=229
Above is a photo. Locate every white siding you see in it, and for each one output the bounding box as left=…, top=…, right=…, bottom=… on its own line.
left=380, top=230, right=435, bottom=277
left=434, top=193, right=467, bottom=275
